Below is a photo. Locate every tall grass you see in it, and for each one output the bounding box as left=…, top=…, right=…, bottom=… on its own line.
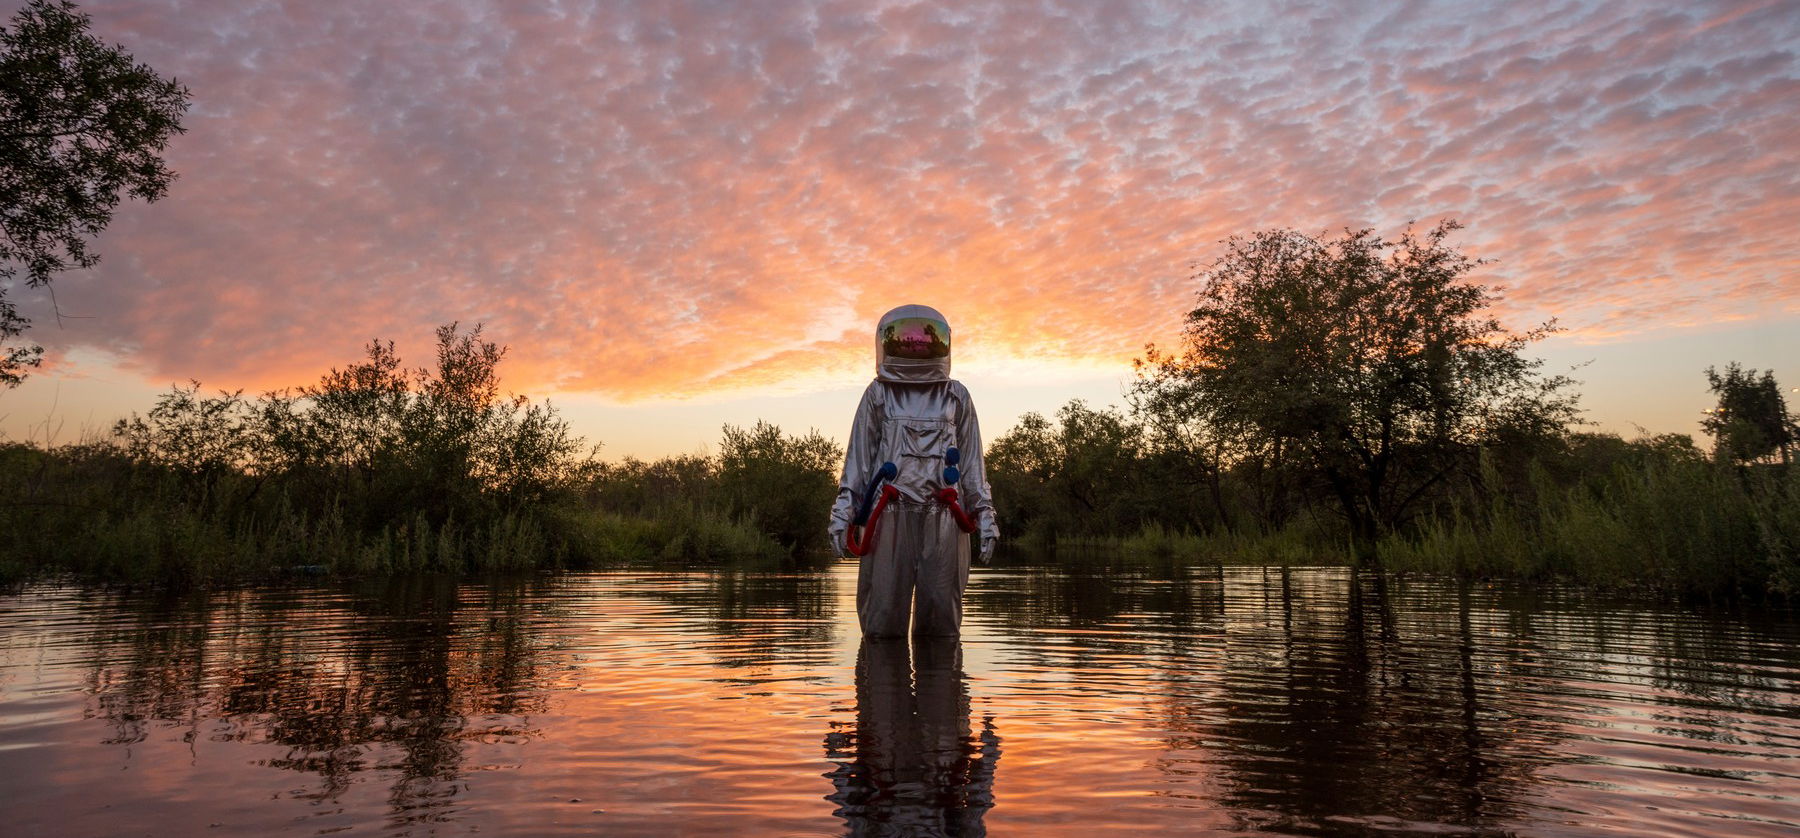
left=548, top=504, right=784, bottom=567
left=0, top=438, right=814, bottom=584
left=1379, top=457, right=1797, bottom=598
left=0, top=443, right=560, bottom=582
left=1033, top=453, right=1797, bottom=599
left=1056, top=517, right=1352, bottom=567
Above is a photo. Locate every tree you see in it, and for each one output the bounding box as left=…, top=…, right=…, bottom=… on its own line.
left=986, top=400, right=1179, bottom=538
left=0, top=293, right=39, bottom=387
left=716, top=420, right=842, bottom=554
left=116, top=323, right=589, bottom=514
left=1136, top=221, right=1577, bottom=545
left=1, top=0, right=190, bottom=386
left=1703, top=363, right=1795, bottom=466
left=112, top=381, right=254, bottom=482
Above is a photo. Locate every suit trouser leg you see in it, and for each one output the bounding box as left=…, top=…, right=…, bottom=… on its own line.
left=858, top=505, right=969, bottom=637
left=911, top=507, right=970, bottom=637
left=857, top=510, right=915, bottom=637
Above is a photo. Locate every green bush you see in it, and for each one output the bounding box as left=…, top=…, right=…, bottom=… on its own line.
left=0, top=325, right=842, bottom=584
left=716, top=420, right=840, bottom=555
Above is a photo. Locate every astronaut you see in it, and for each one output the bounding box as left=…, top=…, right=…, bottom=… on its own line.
left=828, top=304, right=999, bottom=637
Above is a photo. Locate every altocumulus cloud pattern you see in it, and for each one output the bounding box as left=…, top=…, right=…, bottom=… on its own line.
left=16, top=0, right=1799, bottom=397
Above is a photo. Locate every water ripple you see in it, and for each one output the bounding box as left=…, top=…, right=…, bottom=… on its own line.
left=1, top=566, right=1796, bottom=836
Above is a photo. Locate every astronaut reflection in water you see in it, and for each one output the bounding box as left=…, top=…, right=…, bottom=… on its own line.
left=825, top=637, right=1001, bottom=836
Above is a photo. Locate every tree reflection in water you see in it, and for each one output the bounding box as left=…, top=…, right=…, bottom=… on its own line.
left=75, top=575, right=553, bottom=825
left=825, top=637, right=1001, bottom=836
left=15, top=564, right=1799, bottom=835
left=1173, top=569, right=1555, bottom=833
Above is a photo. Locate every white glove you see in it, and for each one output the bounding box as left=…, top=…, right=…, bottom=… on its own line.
left=977, top=535, right=997, bottom=566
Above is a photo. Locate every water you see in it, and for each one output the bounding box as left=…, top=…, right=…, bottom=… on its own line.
left=2, top=563, right=1797, bottom=837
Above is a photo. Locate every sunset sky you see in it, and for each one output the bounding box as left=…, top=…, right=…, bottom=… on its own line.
left=2, top=0, right=1796, bottom=458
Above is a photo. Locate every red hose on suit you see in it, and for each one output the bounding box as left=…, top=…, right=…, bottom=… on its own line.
left=845, top=484, right=901, bottom=557
left=933, top=487, right=978, bottom=534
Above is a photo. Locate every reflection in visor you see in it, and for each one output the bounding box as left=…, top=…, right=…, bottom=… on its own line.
left=881, top=317, right=951, bottom=360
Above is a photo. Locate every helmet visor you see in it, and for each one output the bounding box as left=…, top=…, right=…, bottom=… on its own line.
left=880, top=317, right=951, bottom=360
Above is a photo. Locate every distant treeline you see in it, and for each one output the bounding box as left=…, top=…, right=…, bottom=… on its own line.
left=988, top=225, right=1798, bottom=599
left=988, top=400, right=1798, bottom=599
left=0, top=323, right=842, bottom=583
left=4, top=224, right=1797, bottom=598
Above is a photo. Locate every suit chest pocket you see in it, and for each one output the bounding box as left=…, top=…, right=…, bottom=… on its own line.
left=884, top=417, right=956, bottom=492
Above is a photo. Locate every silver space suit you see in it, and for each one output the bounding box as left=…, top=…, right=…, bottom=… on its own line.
left=828, top=304, right=999, bottom=637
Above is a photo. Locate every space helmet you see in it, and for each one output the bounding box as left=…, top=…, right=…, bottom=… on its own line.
left=874, top=304, right=951, bottom=383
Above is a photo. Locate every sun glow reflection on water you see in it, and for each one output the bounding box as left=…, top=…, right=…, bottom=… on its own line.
left=1, top=565, right=1798, bottom=836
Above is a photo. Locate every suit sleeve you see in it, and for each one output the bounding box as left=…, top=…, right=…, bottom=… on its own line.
left=828, top=382, right=882, bottom=546
left=955, top=384, right=999, bottom=543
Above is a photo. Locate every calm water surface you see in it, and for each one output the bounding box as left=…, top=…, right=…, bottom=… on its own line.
left=2, top=563, right=1798, bottom=836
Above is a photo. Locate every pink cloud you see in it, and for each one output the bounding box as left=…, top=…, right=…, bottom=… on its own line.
left=2, top=0, right=1793, bottom=399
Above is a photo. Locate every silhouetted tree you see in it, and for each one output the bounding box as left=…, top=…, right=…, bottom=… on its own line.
left=0, top=0, right=190, bottom=385
left=0, top=294, right=41, bottom=387
left=1136, top=222, right=1577, bottom=545
left=114, top=323, right=587, bottom=528
left=112, top=381, right=253, bottom=486
left=1703, top=363, right=1795, bottom=466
